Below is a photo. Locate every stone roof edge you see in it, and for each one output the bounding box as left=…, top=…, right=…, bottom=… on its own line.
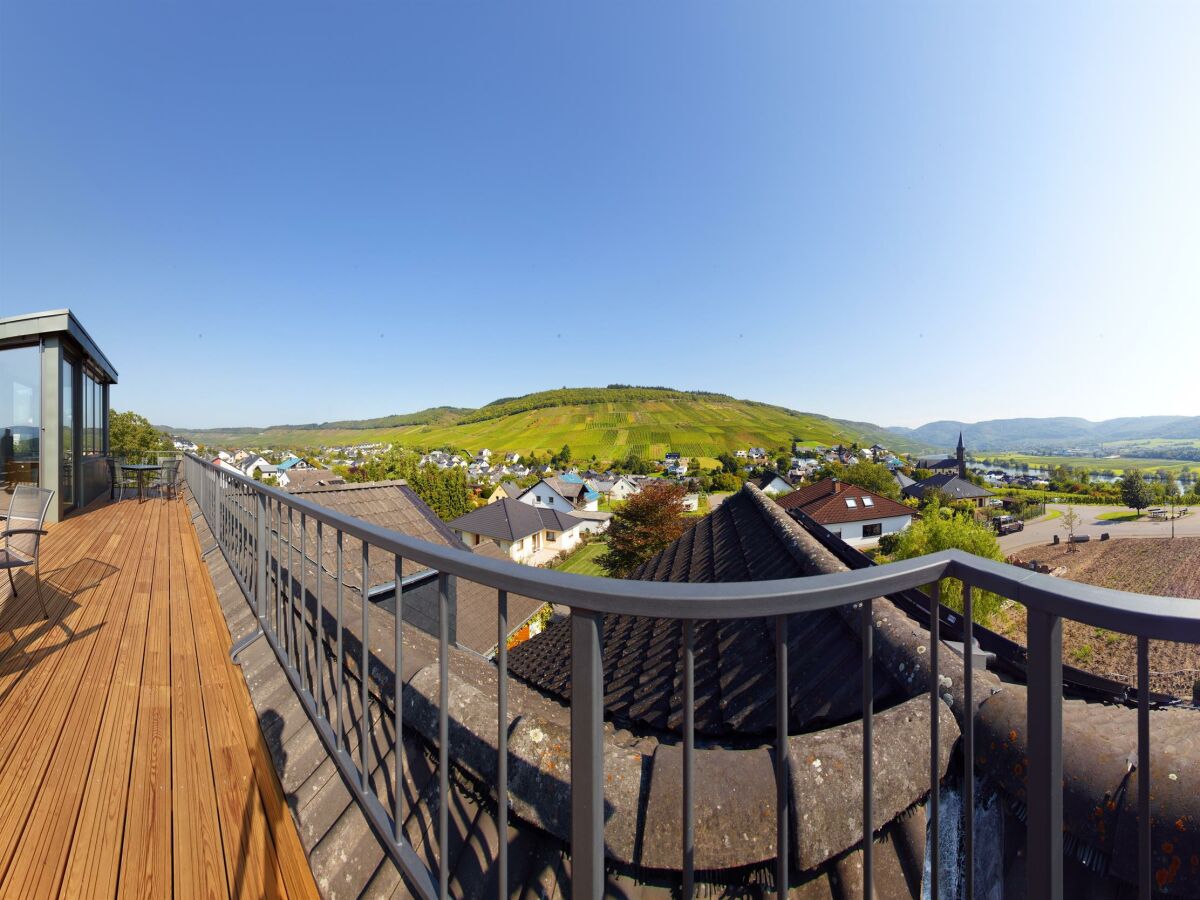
left=401, top=663, right=959, bottom=873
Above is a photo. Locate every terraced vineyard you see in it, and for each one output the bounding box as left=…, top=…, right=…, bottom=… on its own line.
left=173, top=387, right=928, bottom=460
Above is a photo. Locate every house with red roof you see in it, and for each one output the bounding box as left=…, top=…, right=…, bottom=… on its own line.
left=775, top=476, right=914, bottom=545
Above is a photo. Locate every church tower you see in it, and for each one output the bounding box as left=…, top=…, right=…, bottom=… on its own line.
left=956, top=432, right=966, bottom=479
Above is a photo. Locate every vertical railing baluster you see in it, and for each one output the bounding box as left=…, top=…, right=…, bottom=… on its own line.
left=497, top=589, right=509, bottom=900
left=256, top=491, right=267, bottom=625
left=275, top=500, right=283, bottom=642
left=861, top=597, right=873, bottom=897
left=1137, top=636, right=1150, bottom=900
left=570, top=608, right=605, bottom=900
left=1026, top=605, right=1063, bottom=899
left=361, top=542, right=370, bottom=792
left=683, top=619, right=695, bottom=898
left=775, top=614, right=788, bottom=898
left=317, top=522, right=325, bottom=716
left=287, top=507, right=297, bottom=669
left=963, top=583, right=975, bottom=900
left=438, top=573, right=453, bottom=900
left=395, top=554, right=405, bottom=844
left=301, top=512, right=308, bottom=694
left=336, top=530, right=345, bottom=752
left=929, top=580, right=940, bottom=898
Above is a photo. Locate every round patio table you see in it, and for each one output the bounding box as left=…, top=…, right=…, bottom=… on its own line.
left=120, top=463, right=163, bottom=502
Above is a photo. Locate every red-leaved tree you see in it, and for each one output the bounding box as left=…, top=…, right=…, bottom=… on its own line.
left=599, top=481, right=689, bottom=578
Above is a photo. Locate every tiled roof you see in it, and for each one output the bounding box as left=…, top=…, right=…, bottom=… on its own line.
left=288, top=479, right=541, bottom=656
left=281, top=468, right=345, bottom=491
left=903, top=474, right=992, bottom=501
left=288, top=480, right=462, bottom=582
left=918, top=456, right=960, bottom=470
left=775, top=477, right=914, bottom=525
left=449, top=498, right=581, bottom=542
left=507, top=484, right=901, bottom=737
left=748, top=472, right=792, bottom=490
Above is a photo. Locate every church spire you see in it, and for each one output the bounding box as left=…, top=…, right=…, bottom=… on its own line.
left=956, top=431, right=966, bottom=478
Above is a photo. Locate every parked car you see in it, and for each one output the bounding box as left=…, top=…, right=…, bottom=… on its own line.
left=994, top=514, right=1024, bottom=535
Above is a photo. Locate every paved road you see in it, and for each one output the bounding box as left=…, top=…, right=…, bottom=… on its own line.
left=998, top=503, right=1199, bottom=553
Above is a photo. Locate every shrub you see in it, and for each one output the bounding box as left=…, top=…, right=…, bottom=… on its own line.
left=884, top=501, right=1007, bottom=625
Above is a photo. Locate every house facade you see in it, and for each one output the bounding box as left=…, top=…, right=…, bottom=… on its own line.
left=776, top=477, right=914, bottom=547
left=519, top=476, right=599, bottom=512
left=450, top=498, right=585, bottom=564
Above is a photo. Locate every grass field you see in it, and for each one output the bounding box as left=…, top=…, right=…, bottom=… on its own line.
left=555, top=540, right=609, bottom=577
left=175, top=389, right=927, bottom=460
left=1096, top=510, right=1143, bottom=522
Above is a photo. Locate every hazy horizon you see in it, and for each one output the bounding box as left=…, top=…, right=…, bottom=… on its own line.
left=3, top=4, right=1198, bottom=428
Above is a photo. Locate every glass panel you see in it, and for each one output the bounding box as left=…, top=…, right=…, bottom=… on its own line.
left=0, top=345, right=41, bottom=501
left=83, top=373, right=93, bottom=454
left=63, top=357, right=76, bottom=511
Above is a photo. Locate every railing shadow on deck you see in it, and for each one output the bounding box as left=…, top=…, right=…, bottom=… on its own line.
left=0, top=558, right=119, bottom=704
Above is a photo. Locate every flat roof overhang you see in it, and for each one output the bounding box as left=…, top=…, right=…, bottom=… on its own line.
left=0, top=308, right=119, bottom=383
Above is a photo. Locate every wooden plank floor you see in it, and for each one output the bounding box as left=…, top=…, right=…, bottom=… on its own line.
left=0, top=496, right=319, bottom=899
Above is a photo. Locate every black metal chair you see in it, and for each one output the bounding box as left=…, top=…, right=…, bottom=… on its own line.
left=0, top=484, right=54, bottom=619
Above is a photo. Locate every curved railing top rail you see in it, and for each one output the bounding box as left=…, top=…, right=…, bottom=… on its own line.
left=185, top=453, right=1200, bottom=640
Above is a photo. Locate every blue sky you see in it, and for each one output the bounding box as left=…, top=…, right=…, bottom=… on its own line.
left=1, top=3, right=1197, bottom=429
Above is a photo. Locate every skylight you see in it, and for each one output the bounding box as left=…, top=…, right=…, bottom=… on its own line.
left=863, top=497, right=874, bottom=507
left=845, top=498, right=857, bottom=507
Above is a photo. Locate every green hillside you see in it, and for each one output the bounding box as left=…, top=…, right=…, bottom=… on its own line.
left=170, top=388, right=928, bottom=459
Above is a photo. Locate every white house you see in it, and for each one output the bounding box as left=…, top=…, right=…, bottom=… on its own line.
left=749, top=472, right=793, bottom=495
left=775, top=478, right=914, bottom=547
left=449, top=499, right=585, bottom=565
left=518, top=476, right=599, bottom=513
left=681, top=493, right=700, bottom=512
left=240, top=455, right=276, bottom=479
left=608, top=476, right=640, bottom=501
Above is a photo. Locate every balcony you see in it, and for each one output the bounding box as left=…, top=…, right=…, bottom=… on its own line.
left=0, top=492, right=317, bottom=897
left=4, top=455, right=1198, bottom=899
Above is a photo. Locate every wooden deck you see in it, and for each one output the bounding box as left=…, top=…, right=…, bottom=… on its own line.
left=0, top=495, right=319, bottom=899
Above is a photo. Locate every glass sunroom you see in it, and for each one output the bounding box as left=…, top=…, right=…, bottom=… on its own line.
left=0, top=310, right=118, bottom=523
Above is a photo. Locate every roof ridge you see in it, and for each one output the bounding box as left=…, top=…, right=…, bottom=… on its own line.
left=741, top=483, right=843, bottom=576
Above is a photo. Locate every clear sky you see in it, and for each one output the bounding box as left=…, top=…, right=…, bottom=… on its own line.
left=1, top=3, right=1197, bottom=429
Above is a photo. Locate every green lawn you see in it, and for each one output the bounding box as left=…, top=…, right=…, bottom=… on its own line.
left=556, top=540, right=610, bottom=577
left=1037, top=508, right=1062, bottom=522
left=1096, top=510, right=1143, bottom=522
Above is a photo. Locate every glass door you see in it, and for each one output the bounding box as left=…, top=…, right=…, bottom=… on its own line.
left=62, top=356, right=77, bottom=512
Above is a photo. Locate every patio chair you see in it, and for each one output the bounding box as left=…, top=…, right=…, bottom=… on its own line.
left=157, top=458, right=180, bottom=500
left=0, top=485, right=54, bottom=619
left=110, top=457, right=136, bottom=501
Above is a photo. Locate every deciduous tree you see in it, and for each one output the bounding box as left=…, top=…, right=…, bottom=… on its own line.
left=1119, top=470, right=1153, bottom=514
left=109, top=410, right=172, bottom=457
left=599, top=481, right=688, bottom=578
left=885, top=501, right=1006, bottom=624
left=814, top=460, right=902, bottom=501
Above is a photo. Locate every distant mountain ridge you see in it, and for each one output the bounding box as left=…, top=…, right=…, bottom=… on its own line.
left=164, top=386, right=931, bottom=456
left=889, top=416, right=1200, bottom=451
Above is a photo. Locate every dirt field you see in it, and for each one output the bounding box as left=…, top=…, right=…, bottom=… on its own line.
left=994, top=538, right=1200, bottom=698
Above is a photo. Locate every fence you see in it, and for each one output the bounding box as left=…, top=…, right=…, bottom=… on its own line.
left=182, top=452, right=1200, bottom=899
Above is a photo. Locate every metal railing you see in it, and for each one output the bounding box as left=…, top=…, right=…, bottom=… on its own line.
left=182, top=452, right=1200, bottom=900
